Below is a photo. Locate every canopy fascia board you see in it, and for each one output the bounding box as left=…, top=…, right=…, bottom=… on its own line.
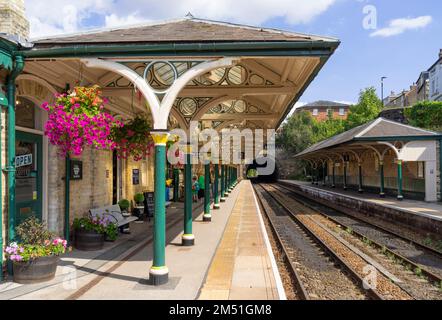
left=18, top=40, right=339, bottom=59
left=354, top=135, right=442, bottom=142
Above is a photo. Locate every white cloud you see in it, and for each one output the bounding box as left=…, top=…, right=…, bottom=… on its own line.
left=104, top=13, right=146, bottom=28
left=25, top=0, right=337, bottom=38
left=370, top=16, right=432, bottom=38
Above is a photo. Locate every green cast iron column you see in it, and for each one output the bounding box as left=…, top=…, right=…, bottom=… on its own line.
left=65, top=157, right=71, bottom=244
left=220, top=165, right=226, bottom=202
left=149, top=131, right=169, bottom=285
left=358, top=162, right=363, bottom=193
left=182, top=145, right=194, bottom=246
left=332, top=163, right=336, bottom=188
left=397, top=160, right=403, bottom=201
left=322, top=163, right=326, bottom=186
left=173, top=168, right=179, bottom=202
left=225, top=166, right=230, bottom=196
left=343, top=162, right=348, bottom=190
left=213, top=163, right=220, bottom=209
left=203, top=162, right=211, bottom=221
left=379, top=161, right=385, bottom=198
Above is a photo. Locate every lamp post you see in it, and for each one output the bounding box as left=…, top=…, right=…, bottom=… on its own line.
left=381, top=76, right=387, bottom=107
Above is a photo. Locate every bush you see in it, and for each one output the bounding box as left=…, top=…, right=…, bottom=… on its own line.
left=405, top=101, right=442, bottom=132
left=16, top=217, right=53, bottom=245
left=134, top=193, right=145, bottom=204
left=118, top=199, right=130, bottom=211
left=5, top=217, right=67, bottom=262
left=73, top=215, right=118, bottom=240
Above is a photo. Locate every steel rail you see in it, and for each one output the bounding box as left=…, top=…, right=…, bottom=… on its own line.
left=275, top=182, right=442, bottom=288
left=256, top=184, right=385, bottom=300
left=253, top=184, right=310, bottom=300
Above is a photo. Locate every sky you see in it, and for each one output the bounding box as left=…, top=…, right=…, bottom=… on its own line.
left=24, top=0, right=442, bottom=110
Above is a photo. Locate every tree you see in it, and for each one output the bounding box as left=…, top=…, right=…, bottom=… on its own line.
left=276, top=110, right=315, bottom=154
left=346, top=87, right=382, bottom=129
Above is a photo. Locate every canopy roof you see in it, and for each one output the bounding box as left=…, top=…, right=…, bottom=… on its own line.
left=295, top=118, right=442, bottom=158
left=32, top=18, right=338, bottom=45
left=16, top=17, right=340, bottom=131
left=298, top=100, right=350, bottom=109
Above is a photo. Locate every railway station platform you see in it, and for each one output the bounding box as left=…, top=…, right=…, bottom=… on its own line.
left=281, top=180, right=442, bottom=238
left=0, top=180, right=283, bottom=300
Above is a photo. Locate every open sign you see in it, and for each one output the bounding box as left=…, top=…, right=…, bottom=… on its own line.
left=15, top=154, right=32, bottom=168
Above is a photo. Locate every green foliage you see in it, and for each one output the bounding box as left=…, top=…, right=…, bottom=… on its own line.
left=134, top=193, right=145, bottom=204
left=346, top=87, right=382, bottom=129
left=105, top=223, right=118, bottom=241
left=276, top=110, right=316, bottom=154
left=118, top=199, right=130, bottom=211
left=16, top=217, right=54, bottom=245
left=404, top=101, right=442, bottom=132
left=73, top=215, right=118, bottom=241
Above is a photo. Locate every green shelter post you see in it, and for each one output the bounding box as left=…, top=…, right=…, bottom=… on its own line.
left=213, top=163, right=220, bottom=209
left=358, top=162, right=363, bottom=193
left=343, top=161, right=348, bottom=190
left=173, top=168, right=179, bottom=202
left=203, top=162, right=211, bottom=222
left=397, top=160, right=403, bottom=201
left=65, top=156, right=71, bottom=244
left=331, top=163, right=336, bottom=188
left=149, top=131, right=170, bottom=285
left=182, top=144, right=194, bottom=246
left=225, top=166, right=230, bottom=196
left=220, top=165, right=226, bottom=202
left=379, top=160, right=385, bottom=198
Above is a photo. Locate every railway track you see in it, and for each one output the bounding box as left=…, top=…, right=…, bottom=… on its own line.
left=254, top=184, right=388, bottom=300
left=275, top=181, right=442, bottom=294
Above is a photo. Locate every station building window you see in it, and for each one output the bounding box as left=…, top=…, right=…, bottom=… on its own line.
left=312, top=108, right=319, bottom=116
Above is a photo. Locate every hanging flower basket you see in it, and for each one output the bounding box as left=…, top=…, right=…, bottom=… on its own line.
left=110, top=116, right=154, bottom=161
left=41, top=85, right=122, bottom=157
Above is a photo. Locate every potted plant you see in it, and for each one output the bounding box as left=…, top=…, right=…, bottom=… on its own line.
left=118, top=199, right=130, bottom=217
left=134, top=193, right=145, bottom=206
left=40, top=85, right=123, bottom=157
left=5, top=217, right=68, bottom=284
left=73, top=215, right=117, bottom=250
left=110, top=116, right=154, bottom=161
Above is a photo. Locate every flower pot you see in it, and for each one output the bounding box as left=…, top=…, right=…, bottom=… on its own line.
left=74, top=229, right=105, bottom=251
left=12, top=255, right=59, bottom=284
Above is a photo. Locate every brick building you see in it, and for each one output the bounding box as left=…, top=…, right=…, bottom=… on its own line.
left=295, top=100, right=350, bottom=121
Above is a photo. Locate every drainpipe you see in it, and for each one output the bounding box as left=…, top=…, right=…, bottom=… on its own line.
left=4, top=55, right=24, bottom=275
left=6, top=56, right=24, bottom=240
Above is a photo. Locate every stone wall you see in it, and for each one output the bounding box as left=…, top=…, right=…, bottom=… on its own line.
left=0, top=0, right=30, bottom=40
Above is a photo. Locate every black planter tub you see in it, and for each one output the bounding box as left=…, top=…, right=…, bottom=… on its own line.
left=13, top=255, right=59, bottom=284
left=74, top=229, right=105, bottom=251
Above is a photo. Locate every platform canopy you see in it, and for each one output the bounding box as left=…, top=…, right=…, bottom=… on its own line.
left=18, top=16, right=340, bottom=131
left=295, top=117, right=442, bottom=162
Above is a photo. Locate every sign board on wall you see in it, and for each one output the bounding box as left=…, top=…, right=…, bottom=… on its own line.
left=70, top=160, right=83, bottom=180
left=133, top=169, right=140, bottom=185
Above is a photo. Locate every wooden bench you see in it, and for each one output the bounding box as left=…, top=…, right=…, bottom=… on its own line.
left=89, top=204, right=138, bottom=233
